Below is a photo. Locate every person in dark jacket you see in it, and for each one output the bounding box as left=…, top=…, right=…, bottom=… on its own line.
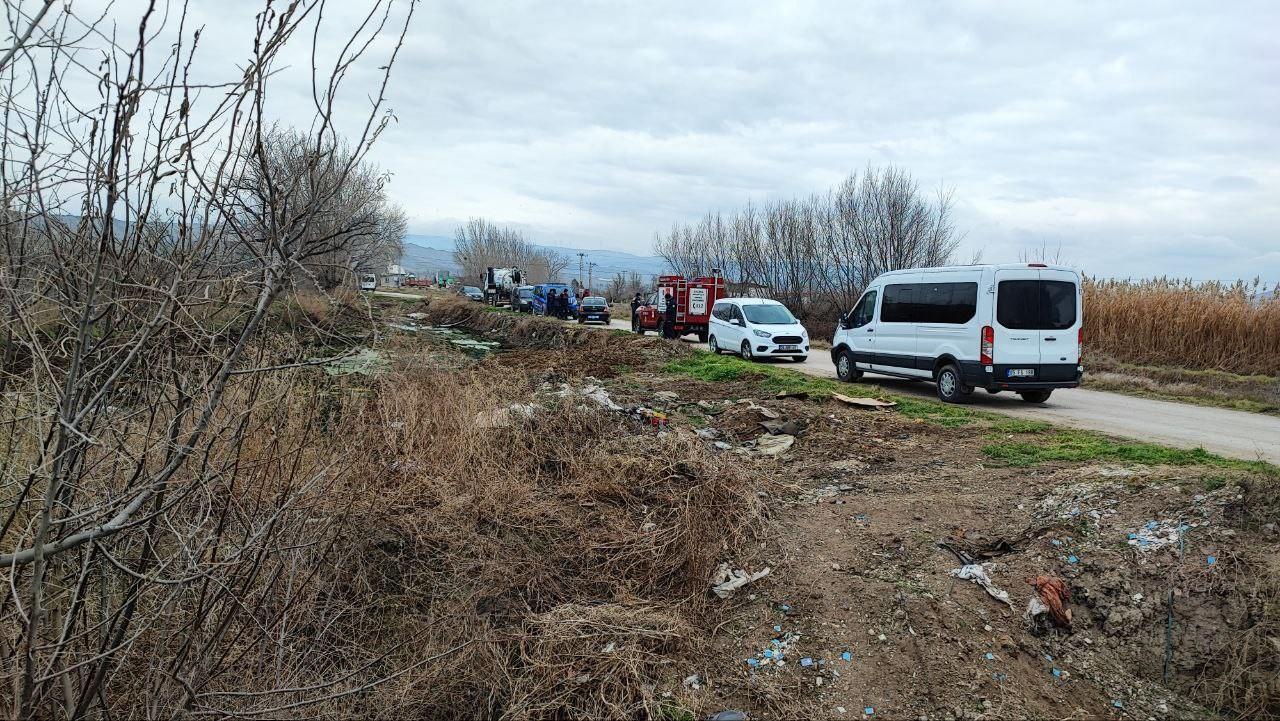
left=630, top=292, right=643, bottom=323
left=662, top=292, right=677, bottom=339
left=559, top=289, right=571, bottom=319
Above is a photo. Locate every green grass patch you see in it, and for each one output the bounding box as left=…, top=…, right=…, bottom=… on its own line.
left=983, top=429, right=1277, bottom=474
left=988, top=418, right=1053, bottom=434
left=661, top=351, right=980, bottom=426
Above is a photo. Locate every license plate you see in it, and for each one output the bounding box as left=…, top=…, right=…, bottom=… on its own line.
left=587, top=315, right=600, bottom=319
left=778, top=344, right=799, bottom=351
left=1007, top=368, right=1034, bottom=378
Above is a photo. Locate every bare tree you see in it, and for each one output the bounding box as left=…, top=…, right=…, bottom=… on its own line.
left=0, top=0, right=417, bottom=717
left=654, top=165, right=964, bottom=326
left=453, top=217, right=567, bottom=284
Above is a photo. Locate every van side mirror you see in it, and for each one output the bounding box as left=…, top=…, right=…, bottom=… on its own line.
left=731, top=318, right=742, bottom=326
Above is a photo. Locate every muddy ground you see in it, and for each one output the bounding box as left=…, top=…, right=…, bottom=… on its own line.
left=387, top=296, right=1278, bottom=720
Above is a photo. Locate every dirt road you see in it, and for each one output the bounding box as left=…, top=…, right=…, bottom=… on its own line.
left=600, top=317, right=1280, bottom=464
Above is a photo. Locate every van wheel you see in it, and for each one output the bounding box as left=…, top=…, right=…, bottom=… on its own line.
left=935, top=364, right=970, bottom=404
left=740, top=341, right=754, bottom=361
left=835, top=350, right=862, bottom=382
left=709, top=335, right=722, bottom=354
left=1019, top=390, right=1053, bottom=404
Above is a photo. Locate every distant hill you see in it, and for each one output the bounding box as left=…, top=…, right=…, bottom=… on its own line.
left=400, top=233, right=668, bottom=281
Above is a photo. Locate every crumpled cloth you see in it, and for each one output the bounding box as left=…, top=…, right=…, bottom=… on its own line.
left=949, top=564, right=1013, bottom=608
left=1027, top=575, right=1072, bottom=627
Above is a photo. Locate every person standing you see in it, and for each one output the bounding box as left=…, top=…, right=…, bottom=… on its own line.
left=662, top=291, right=677, bottom=339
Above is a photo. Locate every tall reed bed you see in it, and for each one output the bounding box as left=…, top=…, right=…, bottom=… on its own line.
left=1085, top=278, right=1280, bottom=376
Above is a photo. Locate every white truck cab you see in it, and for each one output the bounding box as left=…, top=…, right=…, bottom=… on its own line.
left=830, top=264, right=1083, bottom=404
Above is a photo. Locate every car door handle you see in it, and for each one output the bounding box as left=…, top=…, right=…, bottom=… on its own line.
left=866, top=328, right=874, bottom=332
left=1044, top=337, right=1057, bottom=341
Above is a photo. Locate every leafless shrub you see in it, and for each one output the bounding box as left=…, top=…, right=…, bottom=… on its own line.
left=0, top=0, right=413, bottom=716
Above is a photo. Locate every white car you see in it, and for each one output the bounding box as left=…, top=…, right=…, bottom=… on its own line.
left=831, top=263, right=1083, bottom=404
left=707, top=298, right=809, bottom=362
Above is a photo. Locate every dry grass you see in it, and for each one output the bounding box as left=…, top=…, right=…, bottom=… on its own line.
left=1085, top=278, right=1280, bottom=376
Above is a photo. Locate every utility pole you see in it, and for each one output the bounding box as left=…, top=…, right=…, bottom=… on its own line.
left=588, top=262, right=597, bottom=294
left=577, top=252, right=586, bottom=289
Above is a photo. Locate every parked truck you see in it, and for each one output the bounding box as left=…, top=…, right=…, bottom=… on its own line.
left=483, top=267, right=524, bottom=306
left=632, top=273, right=727, bottom=341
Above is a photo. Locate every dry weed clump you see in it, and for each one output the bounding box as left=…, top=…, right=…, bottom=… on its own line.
left=1085, top=278, right=1280, bottom=376
left=283, top=364, right=769, bottom=718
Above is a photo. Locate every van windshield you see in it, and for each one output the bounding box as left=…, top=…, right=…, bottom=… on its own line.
left=743, top=304, right=795, bottom=324
left=997, top=280, right=1077, bottom=330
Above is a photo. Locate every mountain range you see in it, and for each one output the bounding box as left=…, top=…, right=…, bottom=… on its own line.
left=400, top=234, right=668, bottom=281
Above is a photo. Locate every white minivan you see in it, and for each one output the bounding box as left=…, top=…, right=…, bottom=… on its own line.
left=708, top=298, right=809, bottom=362
left=830, top=264, right=1083, bottom=404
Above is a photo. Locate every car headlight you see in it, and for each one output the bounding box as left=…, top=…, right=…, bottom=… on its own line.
left=752, top=329, right=771, bottom=338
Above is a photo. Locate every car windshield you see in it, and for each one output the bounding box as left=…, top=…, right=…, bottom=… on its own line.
left=743, top=304, right=795, bottom=324
left=464, top=286, right=479, bottom=293
left=583, top=296, right=606, bottom=305
left=518, top=288, right=533, bottom=298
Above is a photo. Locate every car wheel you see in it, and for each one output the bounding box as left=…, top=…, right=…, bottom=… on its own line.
left=740, top=340, right=754, bottom=361
left=935, top=364, right=970, bottom=404
left=1019, top=390, right=1053, bottom=404
left=709, top=335, right=721, bottom=354
left=835, top=349, right=862, bottom=382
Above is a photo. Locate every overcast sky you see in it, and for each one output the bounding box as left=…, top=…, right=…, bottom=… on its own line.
left=91, top=1, right=1280, bottom=280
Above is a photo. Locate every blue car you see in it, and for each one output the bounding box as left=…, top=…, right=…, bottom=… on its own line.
left=531, top=283, right=578, bottom=317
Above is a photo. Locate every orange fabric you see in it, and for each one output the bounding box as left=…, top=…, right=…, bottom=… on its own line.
left=1028, top=575, right=1072, bottom=627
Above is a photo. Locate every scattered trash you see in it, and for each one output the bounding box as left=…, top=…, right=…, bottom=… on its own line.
left=1207, top=555, right=1217, bottom=566
left=752, top=434, right=795, bottom=457
left=746, top=629, right=800, bottom=670
left=706, top=711, right=747, bottom=721
left=1028, top=575, right=1073, bottom=628
left=758, top=419, right=805, bottom=436
left=864, top=707, right=875, bottom=716
left=1067, top=555, right=1079, bottom=564
left=695, top=427, right=721, bottom=440
left=1127, top=519, right=1199, bottom=552
left=776, top=391, right=810, bottom=400
left=984, top=652, right=995, bottom=661
left=1052, top=668, right=1062, bottom=678
left=654, top=390, right=680, bottom=401
left=683, top=674, right=702, bottom=690
left=832, top=393, right=896, bottom=409
left=713, top=441, right=733, bottom=451
left=710, top=563, right=772, bottom=599
left=1112, top=700, right=1124, bottom=709
left=800, top=657, right=814, bottom=667
left=841, top=651, right=852, bottom=662
left=949, top=563, right=1013, bottom=608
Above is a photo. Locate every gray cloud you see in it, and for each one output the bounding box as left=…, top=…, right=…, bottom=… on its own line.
left=120, top=0, right=1280, bottom=280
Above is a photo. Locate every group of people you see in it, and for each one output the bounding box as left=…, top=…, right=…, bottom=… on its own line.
left=630, top=291, right=678, bottom=338
left=546, top=288, right=575, bottom=319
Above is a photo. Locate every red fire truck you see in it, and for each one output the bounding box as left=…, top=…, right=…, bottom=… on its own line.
left=632, top=273, right=727, bottom=341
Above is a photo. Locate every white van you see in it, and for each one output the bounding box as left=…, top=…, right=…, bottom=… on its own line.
left=708, top=298, right=809, bottom=362
left=830, top=264, right=1083, bottom=404
left=359, top=273, right=378, bottom=291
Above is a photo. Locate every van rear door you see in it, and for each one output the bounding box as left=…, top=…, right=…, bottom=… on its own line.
left=993, top=268, right=1081, bottom=379
left=1037, top=268, right=1081, bottom=366
left=992, top=268, right=1044, bottom=375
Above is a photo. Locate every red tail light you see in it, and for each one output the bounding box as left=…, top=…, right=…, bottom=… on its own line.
left=981, top=325, right=994, bottom=365
left=1078, top=326, right=1083, bottom=351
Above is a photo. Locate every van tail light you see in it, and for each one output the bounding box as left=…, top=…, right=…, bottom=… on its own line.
left=980, top=325, right=994, bottom=366
left=1078, top=326, right=1083, bottom=351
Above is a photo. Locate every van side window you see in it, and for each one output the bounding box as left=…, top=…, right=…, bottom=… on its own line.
left=848, top=290, right=877, bottom=328
left=881, top=284, right=916, bottom=323
left=883, top=282, right=977, bottom=324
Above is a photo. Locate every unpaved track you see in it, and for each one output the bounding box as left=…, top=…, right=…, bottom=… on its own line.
left=596, top=316, right=1280, bottom=464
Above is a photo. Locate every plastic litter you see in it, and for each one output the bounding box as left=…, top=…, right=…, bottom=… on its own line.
left=864, top=707, right=875, bottom=715
left=984, top=652, right=995, bottom=661
left=1207, top=555, right=1217, bottom=566
left=1067, top=555, right=1079, bottom=564
left=710, top=563, right=772, bottom=599
left=832, top=393, right=896, bottom=409
left=949, top=564, right=1013, bottom=608
left=706, top=711, right=748, bottom=721
left=752, top=433, right=795, bottom=457
left=800, top=657, right=814, bottom=667
left=841, top=651, right=852, bottom=662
